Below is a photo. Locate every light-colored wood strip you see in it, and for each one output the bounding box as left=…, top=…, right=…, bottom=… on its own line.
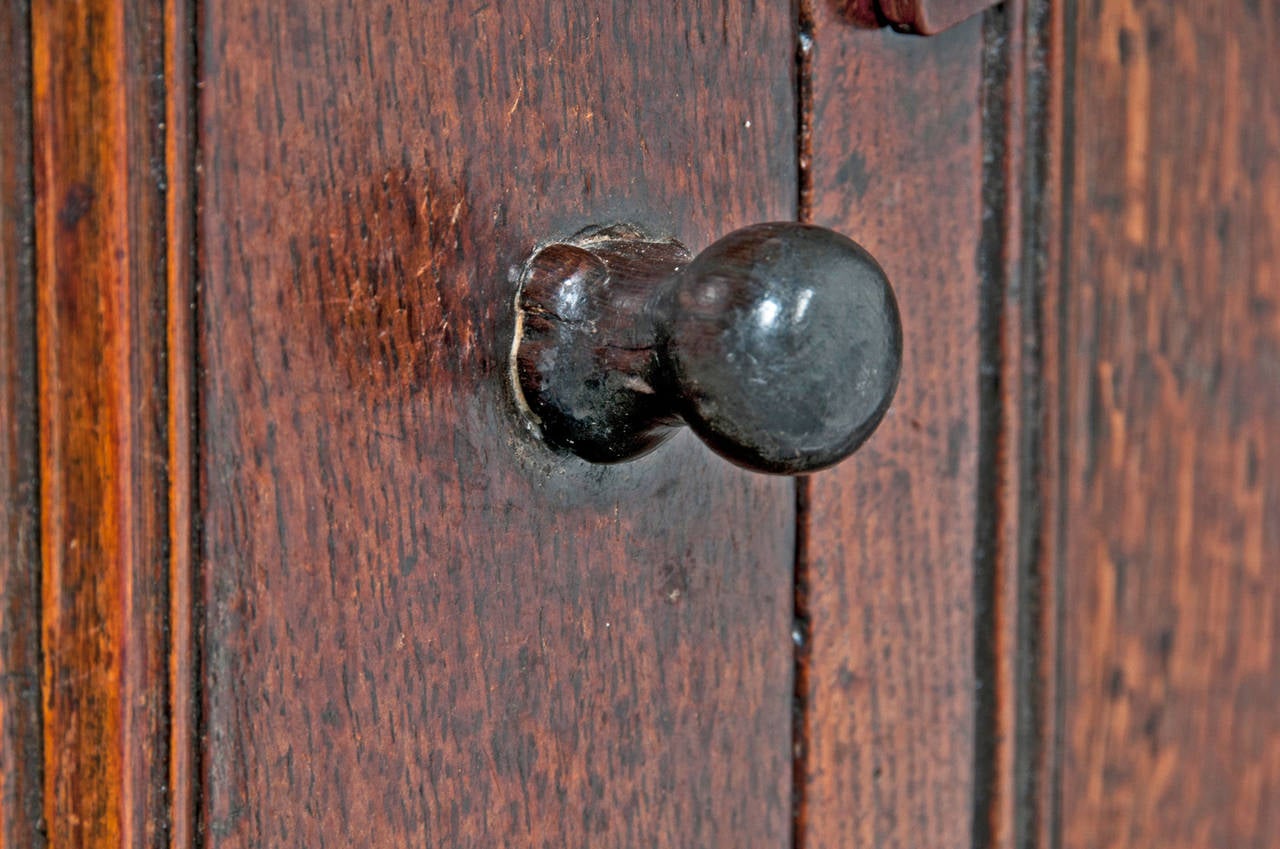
left=165, top=0, right=197, bottom=845
left=31, top=1, right=175, bottom=845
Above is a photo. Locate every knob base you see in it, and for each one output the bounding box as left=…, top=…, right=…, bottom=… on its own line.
left=511, top=225, right=689, bottom=463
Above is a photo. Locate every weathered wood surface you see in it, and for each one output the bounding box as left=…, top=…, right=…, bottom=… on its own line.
left=0, top=3, right=43, bottom=847
left=798, top=7, right=987, bottom=848
left=1055, top=0, right=1280, bottom=846
left=196, top=2, right=797, bottom=847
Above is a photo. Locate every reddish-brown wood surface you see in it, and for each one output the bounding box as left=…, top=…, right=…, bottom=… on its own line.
left=12, top=3, right=1280, bottom=849
left=1055, top=0, right=1280, bottom=846
left=798, top=7, right=986, bottom=848
left=27, top=1, right=187, bottom=846
left=163, top=0, right=199, bottom=845
left=196, top=2, right=796, bottom=847
left=983, top=2, right=1065, bottom=848
left=0, top=3, right=43, bottom=847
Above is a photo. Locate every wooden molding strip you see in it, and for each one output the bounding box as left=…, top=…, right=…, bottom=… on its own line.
left=1, top=1, right=45, bottom=846
left=974, top=1, right=1065, bottom=847
left=164, top=0, right=198, bottom=846
left=23, top=1, right=197, bottom=846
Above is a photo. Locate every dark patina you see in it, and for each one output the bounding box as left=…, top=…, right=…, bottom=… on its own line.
left=512, top=222, right=902, bottom=474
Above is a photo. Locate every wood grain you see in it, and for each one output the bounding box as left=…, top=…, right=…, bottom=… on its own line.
left=164, top=0, right=199, bottom=845
left=0, top=3, right=44, bottom=847
left=1056, top=0, right=1280, bottom=846
left=30, top=1, right=178, bottom=845
left=979, top=2, right=1066, bottom=848
left=196, top=2, right=797, bottom=847
left=798, top=8, right=987, bottom=849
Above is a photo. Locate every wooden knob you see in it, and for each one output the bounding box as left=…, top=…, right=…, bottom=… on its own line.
left=511, top=222, right=902, bottom=474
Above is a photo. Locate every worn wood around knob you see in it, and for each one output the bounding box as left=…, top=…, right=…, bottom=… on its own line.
left=512, top=222, right=902, bottom=474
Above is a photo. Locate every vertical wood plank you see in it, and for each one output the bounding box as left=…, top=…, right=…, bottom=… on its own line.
left=799, top=8, right=986, bottom=849
left=1056, top=1, right=1280, bottom=846
left=29, top=0, right=182, bottom=845
left=0, top=3, right=45, bottom=847
left=164, top=1, right=199, bottom=846
left=196, top=2, right=797, bottom=847
left=943, top=3, right=1084, bottom=849
left=981, top=2, right=1068, bottom=848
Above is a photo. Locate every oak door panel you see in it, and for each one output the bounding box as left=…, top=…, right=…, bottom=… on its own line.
left=197, top=2, right=797, bottom=847
left=1056, top=1, right=1280, bottom=846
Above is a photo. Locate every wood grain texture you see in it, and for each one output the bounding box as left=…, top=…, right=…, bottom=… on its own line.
left=0, top=3, right=45, bottom=847
left=1056, top=0, right=1280, bottom=846
left=978, top=2, right=1066, bottom=849
left=798, top=8, right=986, bottom=848
left=30, top=0, right=176, bottom=845
left=196, top=2, right=797, bottom=847
left=164, top=0, right=199, bottom=845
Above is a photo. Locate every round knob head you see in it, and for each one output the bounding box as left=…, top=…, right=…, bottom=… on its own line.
left=660, top=222, right=902, bottom=474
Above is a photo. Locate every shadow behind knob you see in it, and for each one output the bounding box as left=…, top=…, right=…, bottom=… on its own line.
left=512, top=222, right=902, bottom=475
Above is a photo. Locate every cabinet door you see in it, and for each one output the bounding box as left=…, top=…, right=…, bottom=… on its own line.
left=193, top=4, right=798, bottom=847
left=4, top=2, right=1278, bottom=849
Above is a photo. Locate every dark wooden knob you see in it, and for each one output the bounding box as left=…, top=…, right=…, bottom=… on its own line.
left=512, top=222, right=902, bottom=474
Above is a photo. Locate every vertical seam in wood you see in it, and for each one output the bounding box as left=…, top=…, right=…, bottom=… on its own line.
left=2, top=0, right=48, bottom=844
left=27, top=0, right=49, bottom=832
left=974, top=6, right=1013, bottom=848
left=791, top=478, right=811, bottom=849
left=184, top=2, right=205, bottom=843
left=23, top=0, right=47, bottom=838
left=1012, top=1, right=1057, bottom=847
left=137, top=1, right=177, bottom=843
left=792, top=2, right=815, bottom=848
left=796, top=0, right=815, bottom=223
